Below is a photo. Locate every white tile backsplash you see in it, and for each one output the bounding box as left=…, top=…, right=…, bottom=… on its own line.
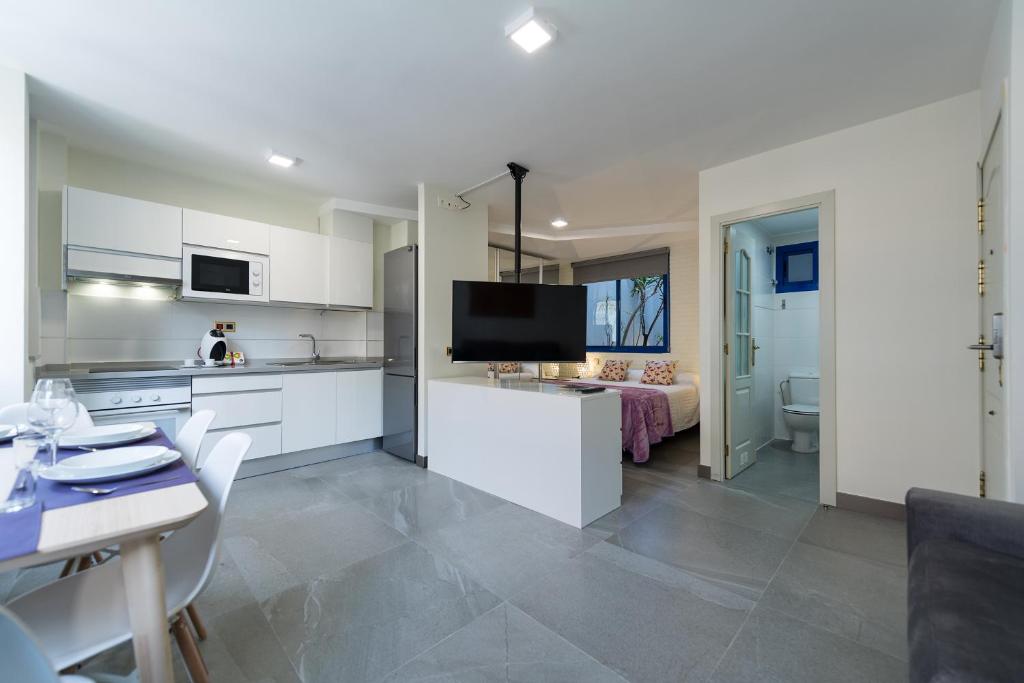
left=366, top=311, right=383, bottom=341
left=50, top=290, right=377, bottom=363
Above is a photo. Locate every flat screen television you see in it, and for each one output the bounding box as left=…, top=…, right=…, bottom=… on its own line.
left=451, top=281, right=587, bottom=362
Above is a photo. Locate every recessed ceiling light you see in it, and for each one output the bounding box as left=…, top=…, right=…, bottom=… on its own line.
left=267, top=152, right=298, bottom=168
left=551, top=218, right=568, bottom=228
left=506, top=8, right=556, bottom=54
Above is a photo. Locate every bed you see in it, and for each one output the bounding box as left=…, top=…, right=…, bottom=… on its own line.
left=574, top=370, right=700, bottom=433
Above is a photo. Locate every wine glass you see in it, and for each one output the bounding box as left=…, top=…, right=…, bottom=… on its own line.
left=27, top=378, right=80, bottom=467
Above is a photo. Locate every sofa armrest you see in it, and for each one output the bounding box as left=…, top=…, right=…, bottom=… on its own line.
left=906, top=487, right=1024, bottom=562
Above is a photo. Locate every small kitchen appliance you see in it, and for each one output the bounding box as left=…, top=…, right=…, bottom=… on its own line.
left=199, top=329, right=227, bottom=362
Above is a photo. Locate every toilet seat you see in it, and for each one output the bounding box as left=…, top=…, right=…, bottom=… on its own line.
left=783, top=403, right=819, bottom=416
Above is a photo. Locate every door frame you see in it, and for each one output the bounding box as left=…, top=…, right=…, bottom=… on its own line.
left=709, top=191, right=837, bottom=506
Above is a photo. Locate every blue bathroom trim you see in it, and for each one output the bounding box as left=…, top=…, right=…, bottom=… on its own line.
left=775, top=240, right=818, bottom=293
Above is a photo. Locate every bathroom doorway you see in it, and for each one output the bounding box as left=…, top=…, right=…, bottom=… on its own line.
left=710, top=192, right=836, bottom=506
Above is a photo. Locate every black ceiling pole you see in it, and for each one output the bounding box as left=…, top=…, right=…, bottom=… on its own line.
left=507, top=162, right=530, bottom=283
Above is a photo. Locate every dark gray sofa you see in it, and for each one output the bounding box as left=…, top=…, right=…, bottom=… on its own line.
left=906, top=488, right=1024, bottom=683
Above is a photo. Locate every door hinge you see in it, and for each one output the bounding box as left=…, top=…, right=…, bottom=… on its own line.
left=724, top=238, right=729, bottom=255
left=978, top=335, right=986, bottom=372
left=725, top=444, right=730, bottom=460
left=978, top=198, right=985, bottom=235
left=980, top=470, right=986, bottom=498
left=723, top=342, right=729, bottom=355
left=978, top=260, right=986, bottom=297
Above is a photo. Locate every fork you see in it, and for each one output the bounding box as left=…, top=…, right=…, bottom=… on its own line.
left=70, top=475, right=181, bottom=495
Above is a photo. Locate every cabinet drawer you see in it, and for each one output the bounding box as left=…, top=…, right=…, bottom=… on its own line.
left=191, top=390, right=281, bottom=429
left=192, top=373, right=282, bottom=395
left=198, top=423, right=281, bottom=466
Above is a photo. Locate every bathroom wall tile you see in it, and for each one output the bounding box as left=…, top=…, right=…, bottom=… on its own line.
left=776, top=291, right=819, bottom=311
left=775, top=308, right=818, bottom=340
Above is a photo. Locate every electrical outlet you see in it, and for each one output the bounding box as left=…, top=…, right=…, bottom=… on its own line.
left=214, top=321, right=237, bottom=333
left=436, top=195, right=463, bottom=211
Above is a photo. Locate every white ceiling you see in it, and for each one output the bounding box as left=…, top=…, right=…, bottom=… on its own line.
left=737, top=207, right=819, bottom=238
left=0, top=0, right=998, bottom=249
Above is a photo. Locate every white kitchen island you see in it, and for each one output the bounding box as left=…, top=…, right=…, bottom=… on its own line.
left=427, top=377, right=622, bottom=528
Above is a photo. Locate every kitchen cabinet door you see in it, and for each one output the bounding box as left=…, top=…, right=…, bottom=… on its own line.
left=269, top=226, right=329, bottom=305
left=282, top=372, right=337, bottom=452
left=336, top=369, right=383, bottom=443
left=328, top=236, right=373, bottom=309
left=183, top=209, right=270, bottom=255
left=64, top=186, right=182, bottom=258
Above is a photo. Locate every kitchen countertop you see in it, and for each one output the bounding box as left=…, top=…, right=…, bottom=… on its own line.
left=36, top=357, right=384, bottom=380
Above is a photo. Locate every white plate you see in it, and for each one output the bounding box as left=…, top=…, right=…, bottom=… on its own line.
left=59, top=425, right=155, bottom=448
left=48, top=445, right=169, bottom=476
left=0, top=424, right=16, bottom=443
left=42, top=450, right=182, bottom=484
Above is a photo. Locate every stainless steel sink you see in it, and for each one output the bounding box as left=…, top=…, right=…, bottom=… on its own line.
left=267, top=359, right=362, bottom=367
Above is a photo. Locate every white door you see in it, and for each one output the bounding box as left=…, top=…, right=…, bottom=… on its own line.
left=975, top=117, right=1007, bottom=499
left=725, top=228, right=756, bottom=478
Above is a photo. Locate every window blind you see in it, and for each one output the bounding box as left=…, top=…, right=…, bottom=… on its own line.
left=571, top=248, right=669, bottom=284
left=499, top=264, right=561, bottom=284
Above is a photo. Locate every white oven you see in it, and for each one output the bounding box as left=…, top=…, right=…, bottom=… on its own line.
left=181, top=245, right=269, bottom=303
left=71, top=376, right=192, bottom=440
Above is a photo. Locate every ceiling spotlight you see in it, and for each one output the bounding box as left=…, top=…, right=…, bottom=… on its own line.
left=551, top=218, right=568, bottom=228
left=267, top=152, right=298, bottom=168
left=506, top=8, right=556, bottom=54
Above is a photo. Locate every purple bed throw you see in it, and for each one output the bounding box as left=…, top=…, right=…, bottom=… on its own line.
left=559, top=381, right=674, bottom=463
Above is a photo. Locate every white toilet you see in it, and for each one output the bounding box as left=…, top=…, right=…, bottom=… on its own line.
left=782, top=371, right=819, bottom=453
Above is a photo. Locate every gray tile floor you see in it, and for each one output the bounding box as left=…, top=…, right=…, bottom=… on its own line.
left=725, top=440, right=820, bottom=503
left=1, top=428, right=908, bottom=682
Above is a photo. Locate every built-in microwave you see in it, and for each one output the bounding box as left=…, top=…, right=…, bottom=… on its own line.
left=181, top=245, right=270, bottom=303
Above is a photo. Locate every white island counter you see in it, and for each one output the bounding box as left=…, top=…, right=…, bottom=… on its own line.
left=427, top=377, right=622, bottom=528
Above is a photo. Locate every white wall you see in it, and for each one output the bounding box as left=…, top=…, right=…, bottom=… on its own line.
left=417, top=183, right=488, bottom=457
left=1011, top=0, right=1024, bottom=501
left=583, top=231, right=700, bottom=374
left=699, top=92, right=981, bottom=504
left=0, top=66, right=29, bottom=403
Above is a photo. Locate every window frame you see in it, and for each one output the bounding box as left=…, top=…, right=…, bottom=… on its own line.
left=585, top=273, right=670, bottom=353
left=775, top=240, right=819, bottom=293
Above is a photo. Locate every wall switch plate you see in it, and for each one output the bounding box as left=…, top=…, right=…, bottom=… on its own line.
left=436, top=195, right=463, bottom=211
left=215, top=321, right=237, bottom=332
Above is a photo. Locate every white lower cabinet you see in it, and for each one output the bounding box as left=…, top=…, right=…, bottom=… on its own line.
left=337, top=369, right=383, bottom=443
left=282, top=372, right=337, bottom=452
left=192, top=369, right=383, bottom=465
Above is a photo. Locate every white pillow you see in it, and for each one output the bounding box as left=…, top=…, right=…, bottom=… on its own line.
left=675, top=372, right=698, bottom=387
left=626, top=369, right=644, bottom=382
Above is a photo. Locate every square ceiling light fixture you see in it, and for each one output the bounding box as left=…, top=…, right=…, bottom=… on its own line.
left=506, top=7, right=556, bottom=54
left=267, top=151, right=299, bottom=168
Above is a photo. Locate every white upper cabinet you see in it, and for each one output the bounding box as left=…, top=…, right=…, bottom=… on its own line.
left=329, top=236, right=373, bottom=309
left=336, top=368, right=383, bottom=443
left=268, top=226, right=329, bottom=305
left=64, top=186, right=182, bottom=258
left=182, top=209, right=270, bottom=255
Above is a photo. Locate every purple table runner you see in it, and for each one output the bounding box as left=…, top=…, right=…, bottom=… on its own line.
left=0, top=428, right=197, bottom=563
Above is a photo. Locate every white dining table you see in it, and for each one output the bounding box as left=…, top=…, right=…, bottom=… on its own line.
left=0, top=482, right=208, bottom=683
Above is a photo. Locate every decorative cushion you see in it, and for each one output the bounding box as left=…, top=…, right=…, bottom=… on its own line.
left=640, top=360, right=677, bottom=385
left=598, top=359, right=630, bottom=381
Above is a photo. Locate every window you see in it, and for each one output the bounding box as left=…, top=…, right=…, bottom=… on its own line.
left=775, top=241, right=818, bottom=293
left=584, top=275, right=669, bottom=352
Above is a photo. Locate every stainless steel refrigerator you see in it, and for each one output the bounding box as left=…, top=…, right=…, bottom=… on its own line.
left=382, top=245, right=418, bottom=462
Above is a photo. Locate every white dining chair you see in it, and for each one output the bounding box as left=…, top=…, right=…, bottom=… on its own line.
left=0, top=605, right=132, bottom=683
left=173, top=409, right=215, bottom=471
left=0, top=402, right=94, bottom=432
left=7, top=432, right=253, bottom=683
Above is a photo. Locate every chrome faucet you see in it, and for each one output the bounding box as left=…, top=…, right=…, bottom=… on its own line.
left=299, top=333, right=320, bottom=361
